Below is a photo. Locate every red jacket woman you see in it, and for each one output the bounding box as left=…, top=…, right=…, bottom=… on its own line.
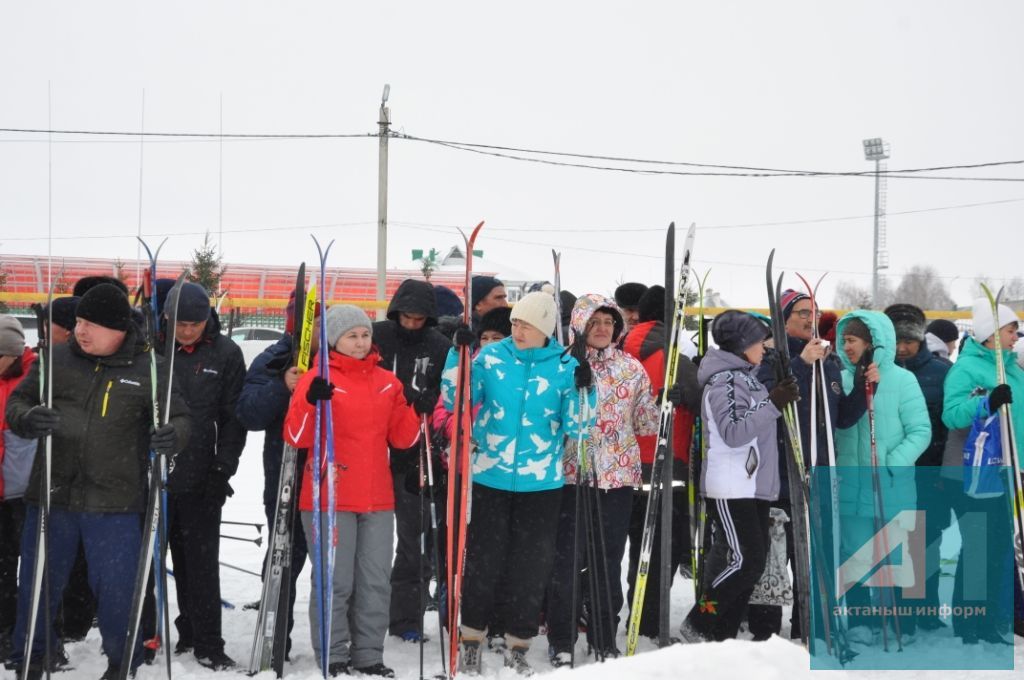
left=282, top=305, right=421, bottom=676
left=285, top=347, right=420, bottom=513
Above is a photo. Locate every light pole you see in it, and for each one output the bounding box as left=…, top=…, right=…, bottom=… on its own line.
left=863, top=137, right=889, bottom=307
left=377, top=85, right=391, bottom=308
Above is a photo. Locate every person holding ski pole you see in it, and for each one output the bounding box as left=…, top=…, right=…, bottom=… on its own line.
left=621, top=285, right=700, bottom=641
left=431, top=306, right=513, bottom=652
left=371, top=279, right=450, bottom=644
left=677, top=310, right=799, bottom=643
left=236, top=288, right=320, bottom=658
left=941, top=299, right=1023, bottom=641
left=158, top=282, right=247, bottom=670
left=5, top=284, right=190, bottom=680
left=749, top=289, right=867, bottom=640
left=284, top=305, right=420, bottom=678
left=0, top=316, right=36, bottom=663
left=834, top=311, right=930, bottom=645
left=884, top=303, right=952, bottom=633
left=545, top=294, right=659, bottom=665
left=443, top=291, right=594, bottom=676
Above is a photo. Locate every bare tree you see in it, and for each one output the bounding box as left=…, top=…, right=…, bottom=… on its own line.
left=1003, top=276, right=1024, bottom=301
left=832, top=280, right=872, bottom=310
left=892, top=265, right=955, bottom=310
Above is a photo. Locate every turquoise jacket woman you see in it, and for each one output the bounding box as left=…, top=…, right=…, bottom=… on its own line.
left=835, top=310, right=931, bottom=521
left=942, top=335, right=1024, bottom=467
left=441, top=336, right=595, bottom=493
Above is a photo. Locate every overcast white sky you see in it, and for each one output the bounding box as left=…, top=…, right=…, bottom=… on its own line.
left=1, top=1, right=1022, bottom=308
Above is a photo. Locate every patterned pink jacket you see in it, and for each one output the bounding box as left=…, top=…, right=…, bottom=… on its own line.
left=562, top=294, right=659, bottom=489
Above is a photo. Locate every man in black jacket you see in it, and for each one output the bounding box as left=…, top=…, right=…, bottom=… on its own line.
left=373, top=279, right=450, bottom=641
left=886, top=303, right=951, bottom=631
left=159, top=283, right=246, bottom=670
left=5, top=284, right=190, bottom=680
left=235, top=292, right=320, bottom=656
left=750, top=289, right=867, bottom=641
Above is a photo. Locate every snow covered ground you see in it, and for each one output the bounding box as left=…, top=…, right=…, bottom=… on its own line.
left=29, top=436, right=1023, bottom=679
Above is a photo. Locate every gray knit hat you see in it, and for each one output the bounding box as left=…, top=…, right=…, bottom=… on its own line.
left=0, top=315, right=25, bottom=356
left=325, top=305, right=373, bottom=347
left=711, top=310, right=770, bottom=356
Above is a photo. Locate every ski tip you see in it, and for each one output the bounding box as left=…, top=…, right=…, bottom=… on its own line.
left=469, top=220, right=485, bottom=242
left=767, top=248, right=776, bottom=266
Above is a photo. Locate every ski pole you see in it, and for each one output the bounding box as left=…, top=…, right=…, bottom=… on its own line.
left=221, top=534, right=263, bottom=547
left=418, top=430, right=426, bottom=680
left=221, top=561, right=262, bottom=578
left=222, top=520, right=264, bottom=532
left=584, top=402, right=616, bottom=658
left=865, top=377, right=903, bottom=652
left=421, top=417, right=448, bottom=675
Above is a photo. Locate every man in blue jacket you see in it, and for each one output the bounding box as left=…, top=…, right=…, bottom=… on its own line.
left=235, top=292, right=320, bottom=659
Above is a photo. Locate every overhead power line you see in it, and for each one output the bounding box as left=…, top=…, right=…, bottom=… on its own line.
left=396, top=133, right=1024, bottom=182
left=2, top=126, right=1024, bottom=181
left=3, top=194, right=1022, bottom=242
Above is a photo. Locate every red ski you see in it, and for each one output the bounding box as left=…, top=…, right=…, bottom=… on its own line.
left=447, top=221, right=484, bottom=678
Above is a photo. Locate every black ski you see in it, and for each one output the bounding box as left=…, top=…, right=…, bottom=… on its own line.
left=249, top=263, right=307, bottom=677
left=625, top=222, right=695, bottom=655
left=764, top=251, right=812, bottom=647
left=657, top=223, right=675, bottom=647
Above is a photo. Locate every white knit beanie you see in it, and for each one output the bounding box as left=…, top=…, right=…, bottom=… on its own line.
left=971, top=298, right=1019, bottom=343
left=510, top=291, right=557, bottom=337
left=325, top=305, right=372, bottom=347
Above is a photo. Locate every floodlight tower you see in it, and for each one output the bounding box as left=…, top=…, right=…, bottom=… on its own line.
left=863, top=137, right=890, bottom=307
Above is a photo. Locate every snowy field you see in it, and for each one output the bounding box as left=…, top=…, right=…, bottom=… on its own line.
left=25, top=436, right=1023, bottom=679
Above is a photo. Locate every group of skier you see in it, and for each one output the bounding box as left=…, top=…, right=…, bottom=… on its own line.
left=1, top=245, right=1023, bottom=680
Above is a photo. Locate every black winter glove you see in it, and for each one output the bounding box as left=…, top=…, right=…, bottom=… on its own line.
left=150, top=423, right=178, bottom=456
left=306, top=376, right=335, bottom=405
left=989, top=383, right=1013, bottom=413
left=453, top=325, right=475, bottom=349
left=769, top=376, right=801, bottom=410
left=413, top=388, right=440, bottom=417
left=574, top=362, right=593, bottom=390
left=23, top=405, right=60, bottom=438
left=204, top=469, right=234, bottom=508
left=660, top=384, right=685, bottom=408
left=692, top=354, right=703, bottom=369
